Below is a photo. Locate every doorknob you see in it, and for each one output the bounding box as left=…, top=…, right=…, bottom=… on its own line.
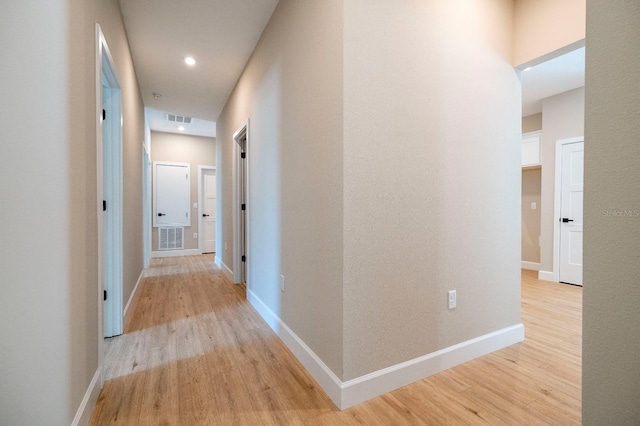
left=561, top=218, right=574, bottom=223
left=202, top=214, right=209, bottom=217
left=157, top=213, right=166, bottom=217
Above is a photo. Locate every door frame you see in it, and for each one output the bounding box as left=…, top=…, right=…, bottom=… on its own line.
left=96, top=24, right=124, bottom=350
left=233, top=119, right=250, bottom=285
left=198, top=165, right=216, bottom=253
left=551, top=136, right=584, bottom=282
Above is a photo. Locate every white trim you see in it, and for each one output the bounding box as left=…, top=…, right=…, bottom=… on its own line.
left=552, top=136, right=585, bottom=283
left=215, top=256, right=234, bottom=283
left=197, top=165, right=216, bottom=253
left=71, top=368, right=102, bottom=426
left=340, top=324, right=524, bottom=409
left=233, top=120, right=250, bottom=285
left=96, top=23, right=124, bottom=340
left=521, top=261, right=540, bottom=271
left=538, top=270, right=555, bottom=282
left=123, top=270, right=144, bottom=325
left=152, top=248, right=202, bottom=258
left=247, top=288, right=524, bottom=410
left=247, top=289, right=343, bottom=405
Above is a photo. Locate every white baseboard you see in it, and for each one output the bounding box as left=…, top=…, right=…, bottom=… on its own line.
left=247, top=289, right=342, bottom=405
left=71, top=367, right=101, bottom=426
left=123, top=270, right=144, bottom=325
left=247, top=289, right=525, bottom=410
left=340, top=323, right=524, bottom=409
left=151, top=248, right=202, bottom=258
left=215, top=256, right=234, bottom=283
left=538, top=270, right=556, bottom=282
left=521, top=261, right=540, bottom=271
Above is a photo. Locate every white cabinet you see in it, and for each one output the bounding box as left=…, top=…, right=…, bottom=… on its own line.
left=522, top=131, right=541, bottom=167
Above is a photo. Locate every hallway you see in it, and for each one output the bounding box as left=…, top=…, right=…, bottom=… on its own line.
left=90, top=256, right=581, bottom=425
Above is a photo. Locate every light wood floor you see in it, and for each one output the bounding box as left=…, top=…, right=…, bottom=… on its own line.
left=89, top=255, right=581, bottom=425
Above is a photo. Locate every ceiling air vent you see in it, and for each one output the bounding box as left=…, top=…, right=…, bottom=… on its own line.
left=166, top=114, right=192, bottom=124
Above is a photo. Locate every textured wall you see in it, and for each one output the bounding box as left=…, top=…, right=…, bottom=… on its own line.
left=342, top=0, right=521, bottom=380
left=0, top=0, right=144, bottom=423
left=151, top=131, right=216, bottom=251
left=513, top=0, right=586, bottom=67
left=583, top=0, right=640, bottom=424
left=216, top=0, right=344, bottom=377
left=522, top=113, right=542, bottom=134
left=522, top=168, right=541, bottom=263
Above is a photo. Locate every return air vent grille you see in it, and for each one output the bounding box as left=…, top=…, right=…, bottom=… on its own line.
left=159, top=227, right=184, bottom=250
left=166, top=114, right=192, bottom=124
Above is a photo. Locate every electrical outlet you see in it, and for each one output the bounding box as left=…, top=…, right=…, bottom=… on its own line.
left=193, top=233, right=198, bottom=239
left=280, top=275, right=285, bottom=292
left=448, top=290, right=456, bottom=310
left=193, top=202, right=198, bottom=209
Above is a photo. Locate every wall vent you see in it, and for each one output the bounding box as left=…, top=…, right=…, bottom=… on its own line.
left=158, top=227, right=184, bottom=250
left=166, top=114, right=192, bottom=124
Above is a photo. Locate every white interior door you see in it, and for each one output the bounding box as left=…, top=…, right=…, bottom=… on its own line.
left=202, top=170, right=216, bottom=253
left=559, top=141, right=584, bottom=285
left=154, top=162, right=190, bottom=227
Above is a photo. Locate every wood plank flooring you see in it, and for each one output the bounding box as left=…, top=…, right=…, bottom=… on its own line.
left=89, top=256, right=581, bottom=425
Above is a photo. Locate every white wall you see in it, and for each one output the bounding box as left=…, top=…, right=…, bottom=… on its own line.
left=583, top=0, right=640, bottom=423
left=0, top=0, right=144, bottom=423
left=342, top=0, right=522, bottom=380
left=539, top=88, right=585, bottom=274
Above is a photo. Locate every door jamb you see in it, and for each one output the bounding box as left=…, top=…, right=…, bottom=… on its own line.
left=550, top=136, right=584, bottom=283
left=96, top=23, right=124, bottom=366
left=233, top=119, right=249, bottom=286
left=198, top=165, right=216, bottom=254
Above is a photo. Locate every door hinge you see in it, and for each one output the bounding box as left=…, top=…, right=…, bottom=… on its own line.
left=102, top=109, right=106, bottom=121
left=241, top=255, right=246, bottom=262
left=103, top=200, right=107, bottom=211
left=103, top=290, right=107, bottom=301
left=241, top=203, right=246, bottom=211
left=241, top=152, right=246, bottom=159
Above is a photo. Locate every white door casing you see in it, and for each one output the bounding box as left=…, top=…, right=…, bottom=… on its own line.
left=97, top=24, right=124, bottom=341
left=233, top=121, right=249, bottom=285
left=199, top=167, right=216, bottom=253
left=559, top=141, right=584, bottom=285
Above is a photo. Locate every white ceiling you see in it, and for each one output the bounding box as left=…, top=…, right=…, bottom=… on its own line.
left=119, top=1, right=583, bottom=133
left=521, top=47, right=585, bottom=116
left=119, top=0, right=279, bottom=134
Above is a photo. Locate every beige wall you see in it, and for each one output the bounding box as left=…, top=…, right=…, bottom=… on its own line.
left=150, top=131, right=216, bottom=252
left=583, top=0, right=640, bottom=423
left=522, top=113, right=542, bottom=133
left=522, top=168, right=541, bottom=263
left=216, top=0, right=345, bottom=376
left=0, top=0, right=144, bottom=424
left=513, top=0, right=586, bottom=67
left=539, top=87, right=584, bottom=273
left=342, top=0, right=521, bottom=380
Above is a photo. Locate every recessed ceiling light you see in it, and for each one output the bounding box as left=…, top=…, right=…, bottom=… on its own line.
left=178, top=126, right=185, bottom=131
left=184, top=56, right=196, bottom=66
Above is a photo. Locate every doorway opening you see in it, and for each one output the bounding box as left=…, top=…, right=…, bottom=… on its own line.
left=554, top=137, right=584, bottom=286
left=96, top=24, right=124, bottom=346
left=198, top=166, right=217, bottom=254
left=233, top=121, right=249, bottom=285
